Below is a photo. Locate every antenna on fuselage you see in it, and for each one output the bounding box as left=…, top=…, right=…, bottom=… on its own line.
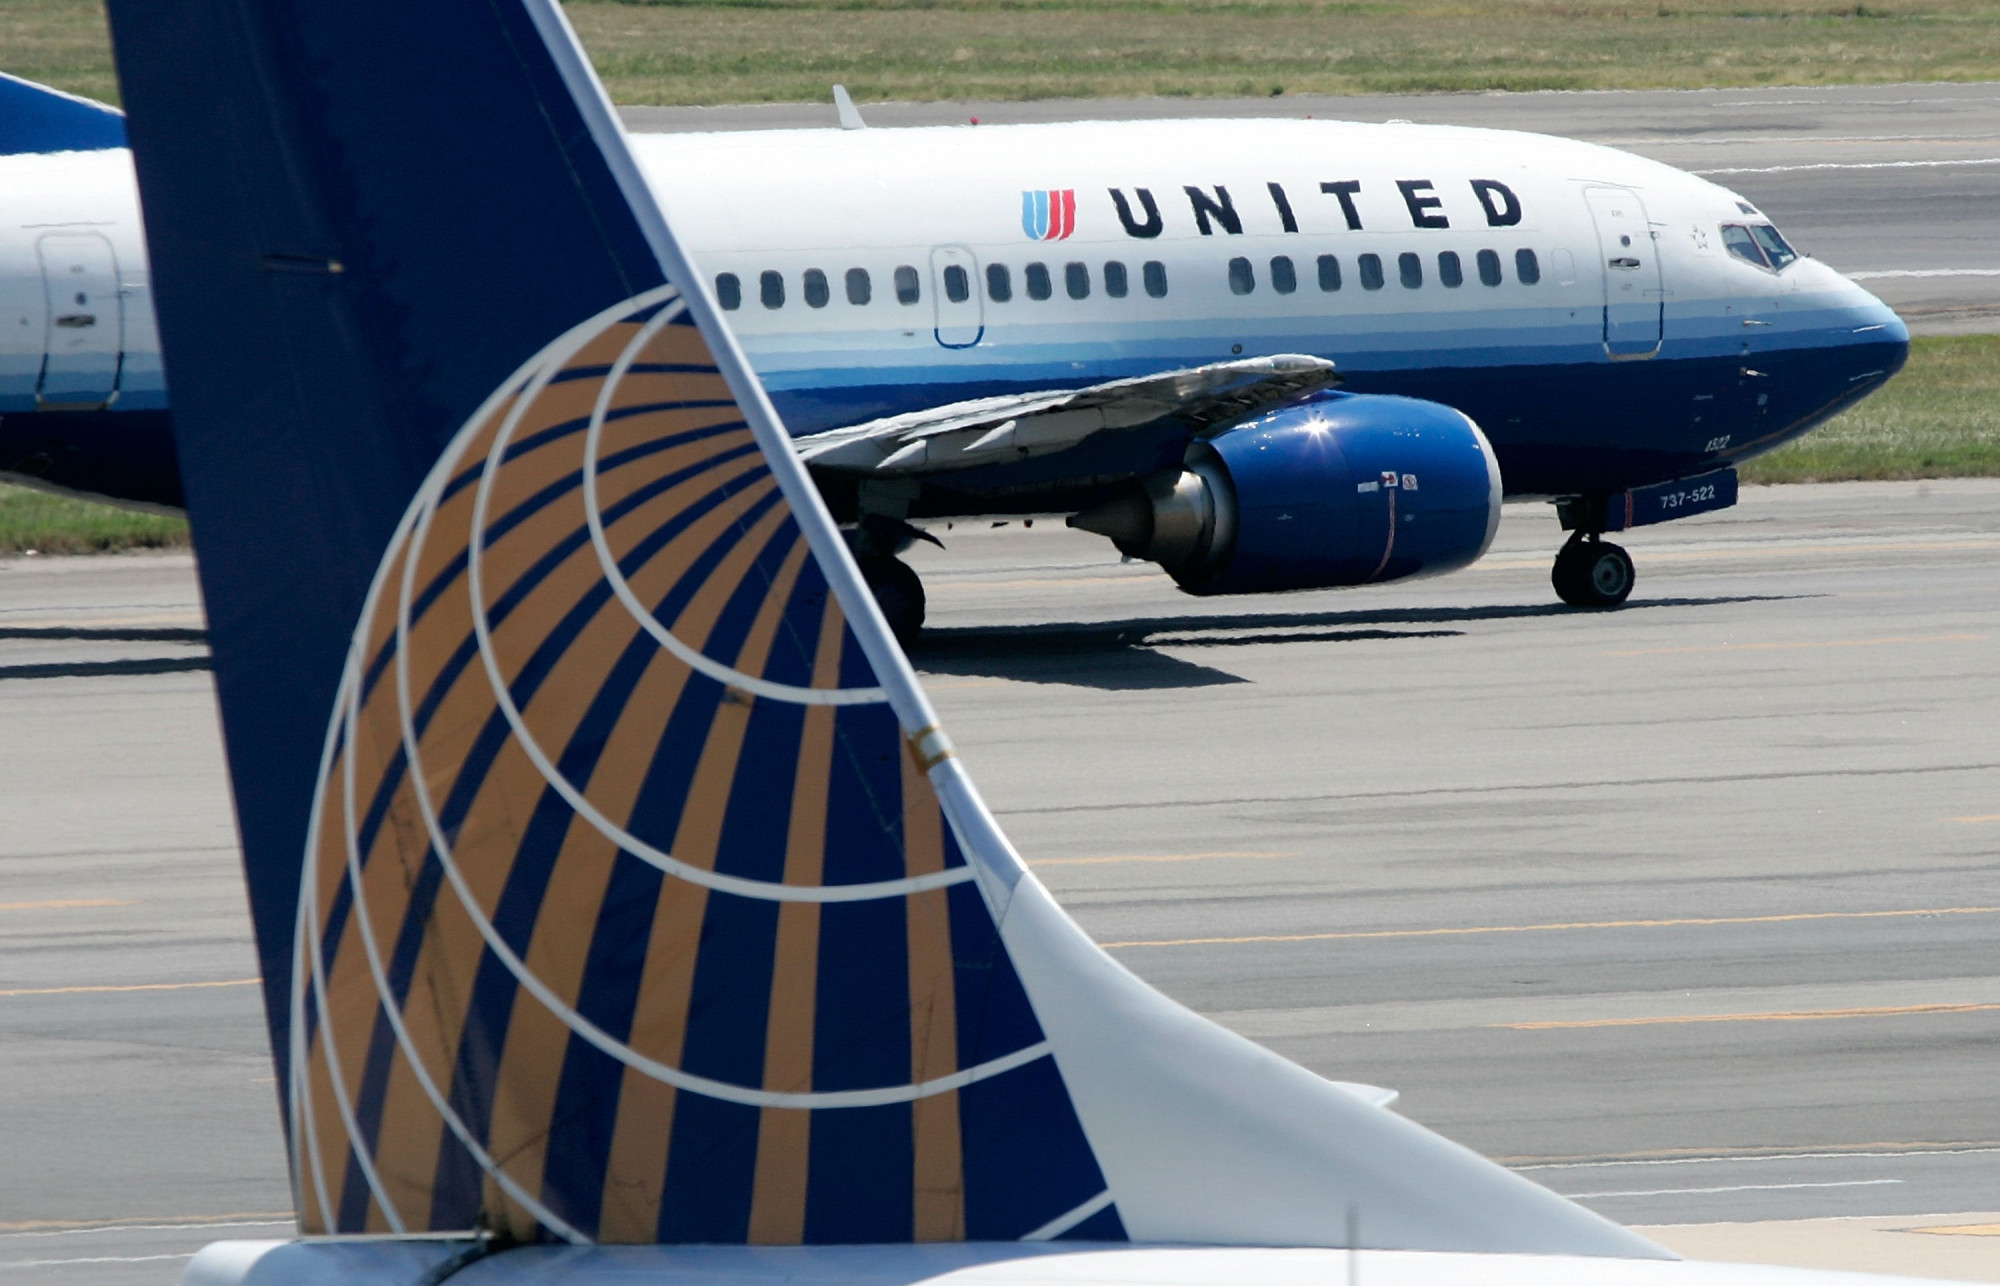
left=832, top=83, right=866, bottom=129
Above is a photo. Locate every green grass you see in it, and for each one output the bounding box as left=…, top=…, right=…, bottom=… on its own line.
left=0, top=484, right=187, bottom=555
left=18, top=0, right=2000, bottom=106
left=1741, top=335, right=2000, bottom=483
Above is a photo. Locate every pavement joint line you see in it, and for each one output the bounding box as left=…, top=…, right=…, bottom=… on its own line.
left=1099, top=905, right=2000, bottom=949
left=1600, top=633, right=1985, bottom=657
left=0, top=1219, right=293, bottom=1241
left=1031, top=850, right=1300, bottom=867
left=1505, top=1143, right=2000, bottom=1169
left=0, top=977, right=258, bottom=998
left=1477, top=538, right=2000, bottom=572
left=0, top=898, right=138, bottom=911
left=1566, top=1179, right=1903, bottom=1199
left=1498, top=1001, right=2000, bottom=1030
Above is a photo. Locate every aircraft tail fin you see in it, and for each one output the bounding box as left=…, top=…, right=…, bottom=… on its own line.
left=0, top=71, right=125, bottom=154
left=107, top=0, right=1665, bottom=1257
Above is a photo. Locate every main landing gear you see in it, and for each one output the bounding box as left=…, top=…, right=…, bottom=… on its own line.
left=1551, top=532, right=1635, bottom=609
left=847, top=513, right=938, bottom=646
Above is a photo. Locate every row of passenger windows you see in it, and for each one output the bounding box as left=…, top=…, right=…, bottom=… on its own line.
left=1230, top=249, right=1540, bottom=295
left=715, top=248, right=1540, bottom=311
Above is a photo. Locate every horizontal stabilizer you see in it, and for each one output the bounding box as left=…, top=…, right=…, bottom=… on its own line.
left=0, top=72, right=125, bottom=154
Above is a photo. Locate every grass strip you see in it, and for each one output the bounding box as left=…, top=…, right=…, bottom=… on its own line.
left=0, top=485, right=187, bottom=556
left=1741, top=335, right=2000, bottom=484
left=19, top=0, right=2000, bottom=105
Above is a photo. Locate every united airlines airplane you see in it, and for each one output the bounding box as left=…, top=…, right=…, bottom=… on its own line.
left=0, top=66, right=1906, bottom=634
left=105, top=0, right=1939, bottom=1283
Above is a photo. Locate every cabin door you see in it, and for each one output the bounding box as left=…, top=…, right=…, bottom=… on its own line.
left=1584, top=187, right=1663, bottom=359
left=929, top=245, right=984, bottom=349
left=37, top=232, right=123, bottom=406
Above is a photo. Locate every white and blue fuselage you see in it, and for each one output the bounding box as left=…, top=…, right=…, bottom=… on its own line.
left=0, top=115, right=1907, bottom=513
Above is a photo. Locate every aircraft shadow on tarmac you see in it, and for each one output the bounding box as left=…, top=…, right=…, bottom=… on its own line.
left=911, top=595, right=1804, bottom=690
left=0, top=627, right=213, bottom=681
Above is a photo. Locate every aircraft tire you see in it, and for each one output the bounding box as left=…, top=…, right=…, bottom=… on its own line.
left=859, top=554, right=926, bottom=646
left=1552, top=538, right=1635, bottom=608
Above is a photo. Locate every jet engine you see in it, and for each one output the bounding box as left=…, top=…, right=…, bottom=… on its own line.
left=1069, top=392, right=1502, bottom=595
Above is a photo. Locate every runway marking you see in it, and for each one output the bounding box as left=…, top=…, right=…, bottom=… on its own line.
left=1697, top=156, right=2000, bottom=175
left=1910, top=1223, right=2000, bottom=1236
left=0, top=977, right=258, bottom=998
left=1849, top=268, right=2000, bottom=280
left=1566, top=1179, right=1902, bottom=1199
left=1479, top=538, right=2000, bottom=572
left=0, top=1212, right=292, bottom=1236
left=1506, top=1141, right=2000, bottom=1169
left=1500, top=1002, right=2000, bottom=1030
left=1031, top=850, right=1299, bottom=867
left=1099, top=905, right=2000, bottom=949
left=1600, top=633, right=1985, bottom=658
left=0, top=898, right=137, bottom=911
left=1950, top=814, right=2000, bottom=823
left=0, top=1218, right=292, bottom=1240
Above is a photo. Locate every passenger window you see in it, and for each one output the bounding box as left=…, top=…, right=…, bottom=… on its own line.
left=944, top=264, right=971, bottom=303
left=1438, top=251, right=1463, bottom=288
left=987, top=263, right=1012, bottom=303
left=1398, top=252, right=1422, bottom=289
left=1476, top=249, right=1502, bottom=287
left=845, top=267, right=871, bottom=305
left=894, top=265, right=921, bottom=304
left=716, top=272, right=742, bottom=311
left=760, top=270, right=785, bottom=309
left=1143, top=260, right=1168, bottom=298
left=1317, top=254, right=1341, bottom=292
left=1066, top=262, right=1090, bottom=300
left=1104, top=261, right=1129, bottom=298
left=1025, top=262, right=1052, bottom=300
left=1228, top=257, right=1255, bottom=295
left=803, top=268, right=830, bottom=309
left=1270, top=255, right=1297, bottom=295
left=1514, top=248, right=1541, bottom=285
left=1358, top=253, right=1384, bottom=291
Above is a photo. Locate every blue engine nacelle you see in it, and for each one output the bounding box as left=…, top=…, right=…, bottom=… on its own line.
left=1069, top=392, right=1502, bottom=595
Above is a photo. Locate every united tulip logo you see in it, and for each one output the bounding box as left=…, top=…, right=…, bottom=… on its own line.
left=1021, top=189, right=1076, bottom=240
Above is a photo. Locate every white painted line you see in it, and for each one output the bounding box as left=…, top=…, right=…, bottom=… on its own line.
left=1696, top=157, right=2000, bottom=175
left=1518, top=1145, right=2000, bottom=1171
left=1846, top=269, right=2000, bottom=280
left=0, top=1252, right=195, bottom=1268
left=0, top=1220, right=292, bottom=1241
left=1567, top=1179, right=1904, bottom=1199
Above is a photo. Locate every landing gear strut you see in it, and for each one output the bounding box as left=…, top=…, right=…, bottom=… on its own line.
left=1551, top=532, right=1634, bottom=609
left=847, top=513, right=937, bottom=646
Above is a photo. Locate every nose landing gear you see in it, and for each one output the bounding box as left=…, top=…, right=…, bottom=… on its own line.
left=1551, top=532, right=1634, bottom=608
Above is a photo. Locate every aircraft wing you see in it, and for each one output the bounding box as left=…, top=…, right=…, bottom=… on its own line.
left=798, top=353, right=1338, bottom=473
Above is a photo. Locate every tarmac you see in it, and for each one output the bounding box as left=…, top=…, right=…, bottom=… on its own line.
left=1, top=478, right=1995, bottom=1282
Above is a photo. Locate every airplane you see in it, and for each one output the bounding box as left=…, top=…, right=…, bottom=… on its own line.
left=0, top=67, right=1908, bottom=635
left=108, top=0, right=1944, bottom=1283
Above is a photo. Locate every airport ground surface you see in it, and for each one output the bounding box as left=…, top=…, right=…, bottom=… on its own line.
left=0, top=480, right=1995, bottom=1281
left=625, top=80, right=2000, bottom=337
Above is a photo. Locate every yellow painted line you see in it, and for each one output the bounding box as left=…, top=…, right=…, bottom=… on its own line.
left=0, top=977, right=258, bottom=998
left=1100, top=905, right=2000, bottom=949
left=1951, top=814, right=2000, bottom=824
left=0, top=1212, right=291, bottom=1234
left=1602, top=633, right=1984, bottom=658
left=1500, top=1002, right=2000, bottom=1031
left=0, top=899, right=137, bottom=911
left=931, top=573, right=1158, bottom=593
left=1909, top=1223, right=2000, bottom=1237
left=1032, top=850, right=1300, bottom=868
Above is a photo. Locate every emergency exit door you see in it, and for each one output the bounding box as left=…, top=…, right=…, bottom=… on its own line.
left=37, top=233, right=123, bottom=406
left=1584, top=187, right=1663, bottom=359
left=929, top=245, right=984, bottom=349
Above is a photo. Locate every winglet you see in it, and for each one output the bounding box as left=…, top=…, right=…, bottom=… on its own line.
left=832, top=83, right=866, bottom=130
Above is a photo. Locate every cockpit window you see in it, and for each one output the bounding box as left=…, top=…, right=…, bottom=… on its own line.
left=1749, top=223, right=1798, bottom=271
left=1722, top=222, right=1798, bottom=272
